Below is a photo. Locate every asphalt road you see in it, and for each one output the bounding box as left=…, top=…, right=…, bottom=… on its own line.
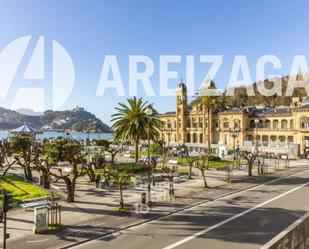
left=70, top=168, right=309, bottom=249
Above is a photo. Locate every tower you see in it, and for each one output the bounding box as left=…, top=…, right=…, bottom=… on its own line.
left=176, top=82, right=187, bottom=143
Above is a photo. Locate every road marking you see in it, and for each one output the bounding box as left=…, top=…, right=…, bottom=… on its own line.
left=162, top=181, right=309, bottom=249
left=67, top=168, right=309, bottom=249
left=129, top=167, right=309, bottom=231
left=261, top=212, right=309, bottom=249
left=27, top=238, right=49, bottom=243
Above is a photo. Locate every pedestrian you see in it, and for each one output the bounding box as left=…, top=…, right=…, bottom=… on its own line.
left=95, top=174, right=101, bottom=188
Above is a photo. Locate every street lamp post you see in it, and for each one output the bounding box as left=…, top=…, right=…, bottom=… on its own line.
left=145, top=106, right=153, bottom=203
left=255, top=119, right=261, bottom=174
left=230, top=120, right=240, bottom=161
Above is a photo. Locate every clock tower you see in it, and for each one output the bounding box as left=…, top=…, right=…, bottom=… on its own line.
left=176, top=82, right=188, bottom=143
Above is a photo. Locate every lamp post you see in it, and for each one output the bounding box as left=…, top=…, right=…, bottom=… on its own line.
left=230, top=120, right=240, bottom=161
left=145, top=106, right=153, bottom=203
left=255, top=119, right=261, bottom=174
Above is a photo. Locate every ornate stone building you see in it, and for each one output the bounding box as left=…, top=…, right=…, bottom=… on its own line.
left=159, top=81, right=309, bottom=157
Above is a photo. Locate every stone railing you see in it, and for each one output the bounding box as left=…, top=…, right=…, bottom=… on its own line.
left=261, top=213, right=309, bottom=249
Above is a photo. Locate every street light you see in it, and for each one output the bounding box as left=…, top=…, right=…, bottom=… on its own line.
left=230, top=119, right=240, bottom=161
left=145, top=106, right=153, bottom=203
left=255, top=119, right=261, bottom=174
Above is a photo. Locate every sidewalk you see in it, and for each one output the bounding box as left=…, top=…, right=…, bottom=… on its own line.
left=1, top=160, right=308, bottom=249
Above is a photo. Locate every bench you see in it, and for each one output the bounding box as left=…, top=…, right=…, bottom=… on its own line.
left=21, top=197, right=52, bottom=210
left=168, top=160, right=178, bottom=165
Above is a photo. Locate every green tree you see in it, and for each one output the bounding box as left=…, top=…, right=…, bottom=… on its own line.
left=10, top=136, right=34, bottom=181
left=184, top=155, right=199, bottom=179
left=31, top=142, right=52, bottom=189
left=0, top=141, right=16, bottom=176
left=193, top=83, right=225, bottom=168
left=194, top=156, right=209, bottom=188
left=108, top=164, right=132, bottom=209
left=162, top=164, right=178, bottom=198
left=111, top=97, right=163, bottom=163
left=43, top=138, right=86, bottom=202
left=240, top=150, right=258, bottom=176
left=93, top=139, right=110, bottom=148
left=150, top=140, right=163, bottom=155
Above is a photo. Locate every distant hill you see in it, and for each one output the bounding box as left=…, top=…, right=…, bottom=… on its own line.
left=0, top=106, right=113, bottom=133
left=225, top=73, right=308, bottom=107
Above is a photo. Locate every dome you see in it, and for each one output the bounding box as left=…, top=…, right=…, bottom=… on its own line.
left=201, top=78, right=216, bottom=89
left=301, top=96, right=309, bottom=106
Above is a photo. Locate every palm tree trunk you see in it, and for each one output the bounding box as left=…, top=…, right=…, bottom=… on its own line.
left=135, top=139, right=139, bottom=163
left=207, top=108, right=211, bottom=168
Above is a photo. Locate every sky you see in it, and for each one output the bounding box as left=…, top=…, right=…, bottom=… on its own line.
left=0, top=0, right=309, bottom=125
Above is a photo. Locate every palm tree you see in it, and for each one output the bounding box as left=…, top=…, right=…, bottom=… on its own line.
left=111, top=97, right=163, bottom=163
left=193, top=81, right=225, bottom=159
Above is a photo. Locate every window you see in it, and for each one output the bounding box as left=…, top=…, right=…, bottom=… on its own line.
left=199, top=118, right=203, bottom=128
left=187, top=133, right=191, bottom=143
left=193, top=133, right=197, bottom=143
left=200, top=133, right=203, bottom=143
left=281, top=120, right=288, bottom=129
left=224, top=135, right=228, bottom=144
left=301, top=117, right=309, bottom=128
left=250, top=120, right=255, bottom=128
left=273, top=120, right=279, bottom=129
left=290, top=120, right=294, bottom=129
left=223, top=122, right=229, bottom=129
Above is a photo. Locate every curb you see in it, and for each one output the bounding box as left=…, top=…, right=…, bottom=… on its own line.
left=58, top=166, right=308, bottom=249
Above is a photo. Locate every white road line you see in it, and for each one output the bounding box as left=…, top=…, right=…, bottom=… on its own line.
left=27, top=238, right=49, bottom=243
left=162, top=181, right=309, bottom=249
left=261, top=212, right=309, bottom=249
left=68, top=168, right=309, bottom=249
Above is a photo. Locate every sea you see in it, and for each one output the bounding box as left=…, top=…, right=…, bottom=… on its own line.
left=0, top=130, right=113, bottom=140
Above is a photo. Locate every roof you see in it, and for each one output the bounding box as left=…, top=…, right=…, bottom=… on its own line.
left=11, top=125, right=36, bottom=133
left=177, top=82, right=187, bottom=90
left=294, top=104, right=309, bottom=110
left=159, top=111, right=176, bottom=117
left=225, top=107, right=243, bottom=113
left=250, top=107, right=291, bottom=117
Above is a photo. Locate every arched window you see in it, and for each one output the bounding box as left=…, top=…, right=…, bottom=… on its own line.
left=187, top=133, right=191, bottom=143
left=250, top=120, right=255, bottom=128
left=290, top=120, right=294, bottom=129
left=193, top=133, right=197, bottom=143
left=273, top=120, right=279, bottom=129
left=265, top=120, right=271, bottom=128
left=200, top=133, right=203, bottom=143
left=281, top=119, right=288, bottom=129
left=301, top=117, right=309, bottom=128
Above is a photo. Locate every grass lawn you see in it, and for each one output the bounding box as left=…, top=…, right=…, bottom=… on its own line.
left=172, top=157, right=236, bottom=170
left=0, top=175, right=49, bottom=204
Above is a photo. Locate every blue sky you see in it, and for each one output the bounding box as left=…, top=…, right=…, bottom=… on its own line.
left=0, top=0, right=308, bottom=125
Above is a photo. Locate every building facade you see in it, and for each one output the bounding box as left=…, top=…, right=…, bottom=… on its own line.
left=159, top=81, right=309, bottom=156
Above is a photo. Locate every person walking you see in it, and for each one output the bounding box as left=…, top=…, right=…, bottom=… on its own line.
left=95, top=174, right=101, bottom=188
